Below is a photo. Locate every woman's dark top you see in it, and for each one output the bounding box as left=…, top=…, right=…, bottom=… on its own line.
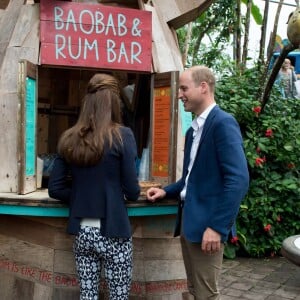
left=48, top=126, right=140, bottom=238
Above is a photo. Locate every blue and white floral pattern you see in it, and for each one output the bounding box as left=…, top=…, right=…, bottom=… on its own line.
left=74, top=226, right=133, bottom=300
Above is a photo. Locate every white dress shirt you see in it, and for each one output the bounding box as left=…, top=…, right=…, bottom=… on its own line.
left=180, top=103, right=216, bottom=200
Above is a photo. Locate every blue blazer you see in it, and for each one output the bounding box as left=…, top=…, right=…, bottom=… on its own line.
left=164, top=105, right=249, bottom=243
left=48, top=126, right=140, bottom=238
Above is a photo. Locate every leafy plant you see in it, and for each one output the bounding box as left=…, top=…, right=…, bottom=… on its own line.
left=177, top=0, right=263, bottom=68
left=216, top=67, right=300, bottom=258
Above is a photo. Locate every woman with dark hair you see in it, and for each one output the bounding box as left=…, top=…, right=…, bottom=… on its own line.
left=48, top=73, right=140, bottom=300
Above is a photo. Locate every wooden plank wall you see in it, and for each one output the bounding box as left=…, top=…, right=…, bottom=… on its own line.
left=0, top=0, right=23, bottom=69
left=0, top=215, right=78, bottom=299
left=0, top=215, right=187, bottom=299
left=0, top=8, right=5, bottom=19
left=0, top=0, right=10, bottom=10
left=144, top=4, right=183, bottom=74
left=152, top=0, right=213, bottom=29
left=0, top=3, right=39, bottom=192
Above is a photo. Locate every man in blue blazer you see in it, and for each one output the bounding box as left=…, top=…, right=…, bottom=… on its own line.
left=147, top=66, right=249, bottom=300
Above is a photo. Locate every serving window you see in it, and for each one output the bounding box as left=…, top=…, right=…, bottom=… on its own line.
left=36, top=67, right=152, bottom=186
left=17, top=59, right=178, bottom=195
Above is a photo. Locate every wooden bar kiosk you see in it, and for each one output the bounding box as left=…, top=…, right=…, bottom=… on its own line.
left=0, top=0, right=212, bottom=299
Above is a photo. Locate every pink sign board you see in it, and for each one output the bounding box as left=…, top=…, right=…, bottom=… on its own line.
left=40, top=0, right=152, bottom=72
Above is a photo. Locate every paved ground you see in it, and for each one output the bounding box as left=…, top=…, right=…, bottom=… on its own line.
left=220, top=256, right=300, bottom=299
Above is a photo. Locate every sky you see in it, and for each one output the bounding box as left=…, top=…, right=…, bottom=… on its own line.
left=247, top=0, right=298, bottom=60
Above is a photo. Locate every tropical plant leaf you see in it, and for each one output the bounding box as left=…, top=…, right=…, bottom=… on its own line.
left=241, top=0, right=263, bottom=25
left=224, top=243, right=237, bottom=259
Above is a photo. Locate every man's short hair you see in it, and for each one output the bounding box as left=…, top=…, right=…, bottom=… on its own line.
left=189, top=66, right=216, bottom=92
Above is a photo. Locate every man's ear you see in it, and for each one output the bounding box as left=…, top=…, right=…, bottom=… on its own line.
left=200, top=81, right=209, bottom=93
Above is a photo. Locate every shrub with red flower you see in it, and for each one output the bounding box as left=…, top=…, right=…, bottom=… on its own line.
left=230, top=236, right=239, bottom=245
left=264, top=224, right=272, bottom=232
left=265, top=128, right=273, bottom=137
left=287, top=163, right=295, bottom=169
left=255, top=156, right=266, bottom=166
left=253, top=106, right=261, bottom=116
left=215, top=67, right=300, bottom=258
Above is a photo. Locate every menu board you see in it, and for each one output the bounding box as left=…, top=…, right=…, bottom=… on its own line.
left=25, top=77, right=36, bottom=176
left=152, top=87, right=171, bottom=177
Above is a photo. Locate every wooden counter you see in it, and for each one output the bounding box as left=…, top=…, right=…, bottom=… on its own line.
left=0, top=191, right=187, bottom=299
left=0, top=189, right=178, bottom=217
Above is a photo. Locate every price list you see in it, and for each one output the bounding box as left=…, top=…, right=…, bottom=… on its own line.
left=152, top=87, right=171, bottom=177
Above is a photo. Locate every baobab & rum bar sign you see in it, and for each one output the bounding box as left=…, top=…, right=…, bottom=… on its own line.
left=40, top=0, right=152, bottom=72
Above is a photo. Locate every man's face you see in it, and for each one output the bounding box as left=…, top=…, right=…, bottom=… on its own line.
left=178, top=71, right=203, bottom=114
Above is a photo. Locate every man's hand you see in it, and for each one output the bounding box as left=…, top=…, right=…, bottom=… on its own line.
left=146, top=188, right=166, bottom=202
left=201, top=227, right=221, bottom=254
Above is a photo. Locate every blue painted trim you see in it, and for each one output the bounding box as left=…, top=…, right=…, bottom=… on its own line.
left=0, top=205, right=69, bottom=217
left=127, top=205, right=177, bottom=216
left=0, top=204, right=177, bottom=217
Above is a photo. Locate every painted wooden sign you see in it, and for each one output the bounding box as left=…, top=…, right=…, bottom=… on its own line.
left=152, top=87, right=171, bottom=177
left=18, top=60, right=38, bottom=195
left=40, top=0, right=152, bottom=72
left=25, top=77, right=36, bottom=176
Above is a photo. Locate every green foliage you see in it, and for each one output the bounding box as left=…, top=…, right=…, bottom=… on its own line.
left=177, top=0, right=236, bottom=66
left=241, top=0, right=263, bottom=25
left=177, top=0, right=263, bottom=68
left=215, top=67, right=300, bottom=258
left=196, top=44, right=233, bottom=75
left=176, top=0, right=297, bottom=258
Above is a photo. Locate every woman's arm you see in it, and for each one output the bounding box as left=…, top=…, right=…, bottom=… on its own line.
left=48, top=156, right=71, bottom=202
left=120, top=127, right=140, bottom=201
